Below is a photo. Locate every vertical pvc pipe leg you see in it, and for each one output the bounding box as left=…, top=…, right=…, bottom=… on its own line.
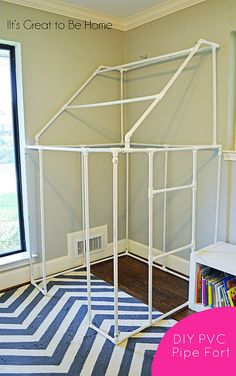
left=28, top=245, right=35, bottom=286
left=81, top=153, right=86, bottom=265
left=120, top=70, right=124, bottom=144
left=163, top=147, right=168, bottom=269
left=28, top=198, right=35, bottom=286
left=39, top=147, right=47, bottom=295
left=125, top=153, right=129, bottom=252
left=112, top=152, right=119, bottom=343
left=83, top=152, right=92, bottom=325
left=212, top=47, right=217, bottom=145
left=191, top=150, right=197, bottom=253
left=148, top=152, right=154, bottom=324
left=214, top=147, right=222, bottom=242
left=26, top=151, right=35, bottom=287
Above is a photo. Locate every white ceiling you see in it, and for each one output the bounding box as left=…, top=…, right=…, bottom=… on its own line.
left=63, top=0, right=168, bottom=19
left=2, top=0, right=206, bottom=30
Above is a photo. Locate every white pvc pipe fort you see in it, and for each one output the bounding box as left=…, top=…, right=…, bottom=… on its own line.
left=26, top=39, right=221, bottom=345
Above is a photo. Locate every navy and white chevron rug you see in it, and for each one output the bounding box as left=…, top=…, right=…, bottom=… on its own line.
left=0, top=270, right=176, bottom=376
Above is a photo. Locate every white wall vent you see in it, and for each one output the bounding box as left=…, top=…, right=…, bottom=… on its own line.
left=77, top=235, right=103, bottom=256
left=67, top=225, right=108, bottom=259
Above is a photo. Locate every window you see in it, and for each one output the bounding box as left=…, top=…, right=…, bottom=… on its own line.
left=0, top=43, right=26, bottom=257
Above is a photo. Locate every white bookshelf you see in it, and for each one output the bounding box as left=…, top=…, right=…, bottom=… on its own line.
left=189, top=241, right=236, bottom=312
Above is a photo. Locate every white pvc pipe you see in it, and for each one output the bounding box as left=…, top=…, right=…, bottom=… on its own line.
left=29, top=250, right=35, bottom=286
left=93, top=298, right=187, bottom=344
left=89, top=252, right=126, bottom=268
left=45, top=143, right=123, bottom=148
left=148, top=152, right=154, bottom=324
left=34, top=252, right=127, bottom=283
left=120, top=70, right=124, bottom=143
left=99, top=49, right=195, bottom=73
left=117, top=322, right=151, bottom=344
left=200, top=39, right=219, bottom=48
left=38, top=142, right=218, bottom=149
left=81, top=154, right=86, bottom=262
left=131, top=142, right=167, bottom=147
left=144, top=145, right=221, bottom=152
left=66, top=94, right=158, bottom=109
left=76, top=143, right=123, bottom=147
left=212, top=47, right=217, bottom=145
left=26, top=144, right=220, bottom=154
left=112, top=151, right=119, bottom=341
left=153, top=265, right=189, bottom=281
left=92, top=320, right=154, bottom=345
left=38, top=148, right=47, bottom=295
left=26, top=145, right=124, bottom=153
left=34, top=39, right=219, bottom=146
left=127, top=252, right=189, bottom=281
left=128, top=145, right=220, bottom=153
left=98, top=41, right=219, bottom=74
left=35, top=67, right=103, bottom=144
left=26, top=151, right=35, bottom=287
left=83, top=152, right=92, bottom=325
left=125, top=97, right=161, bottom=147
left=151, top=301, right=189, bottom=324
left=28, top=213, right=35, bottom=286
left=125, top=153, right=129, bottom=251
left=160, top=40, right=203, bottom=99
left=153, top=183, right=193, bottom=195
left=191, top=150, right=197, bottom=253
left=214, top=147, right=222, bottom=242
left=90, top=323, right=117, bottom=344
left=163, top=148, right=168, bottom=267
left=31, top=282, right=47, bottom=296
left=29, top=142, right=217, bottom=150
left=125, top=40, right=204, bottom=146
left=152, top=243, right=192, bottom=261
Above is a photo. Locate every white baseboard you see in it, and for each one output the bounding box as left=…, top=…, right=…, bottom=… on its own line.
left=0, top=239, right=126, bottom=291
left=0, top=238, right=189, bottom=291
left=128, top=239, right=190, bottom=276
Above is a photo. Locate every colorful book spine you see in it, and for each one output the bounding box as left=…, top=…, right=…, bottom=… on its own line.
left=197, top=267, right=236, bottom=308
left=228, top=286, right=236, bottom=307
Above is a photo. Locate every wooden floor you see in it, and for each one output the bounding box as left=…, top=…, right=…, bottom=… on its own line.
left=92, top=256, right=194, bottom=321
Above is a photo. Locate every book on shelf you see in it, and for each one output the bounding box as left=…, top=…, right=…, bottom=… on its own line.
left=228, top=286, right=236, bottom=307
left=195, top=266, right=236, bottom=308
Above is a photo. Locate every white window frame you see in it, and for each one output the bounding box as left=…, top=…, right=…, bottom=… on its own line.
left=0, top=39, right=30, bottom=268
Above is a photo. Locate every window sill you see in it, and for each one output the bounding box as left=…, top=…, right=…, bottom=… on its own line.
left=223, top=150, right=236, bottom=161
left=0, top=252, right=37, bottom=272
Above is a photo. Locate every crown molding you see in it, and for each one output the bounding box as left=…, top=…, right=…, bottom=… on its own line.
left=1, top=0, right=125, bottom=30
left=2, top=0, right=207, bottom=31
left=122, top=0, right=207, bottom=31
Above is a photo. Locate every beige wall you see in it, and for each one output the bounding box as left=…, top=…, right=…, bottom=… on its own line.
left=0, top=1, right=125, bottom=261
